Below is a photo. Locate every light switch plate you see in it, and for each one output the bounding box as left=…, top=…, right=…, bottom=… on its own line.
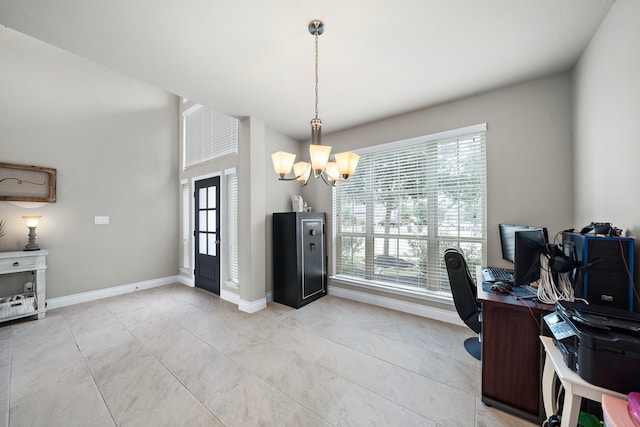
left=94, top=216, right=109, bottom=225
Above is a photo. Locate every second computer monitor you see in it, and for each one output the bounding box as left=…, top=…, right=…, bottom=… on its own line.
left=513, top=229, right=549, bottom=286
left=499, top=224, right=548, bottom=263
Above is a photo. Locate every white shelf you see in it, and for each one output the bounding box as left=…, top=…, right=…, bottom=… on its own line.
left=0, top=250, right=48, bottom=323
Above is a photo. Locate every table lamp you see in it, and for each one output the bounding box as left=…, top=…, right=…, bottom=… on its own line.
left=22, top=216, right=41, bottom=251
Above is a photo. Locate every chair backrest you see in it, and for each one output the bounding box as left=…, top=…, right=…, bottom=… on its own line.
left=444, top=247, right=481, bottom=333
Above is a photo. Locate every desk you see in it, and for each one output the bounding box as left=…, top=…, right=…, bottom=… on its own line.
left=476, top=267, right=554, bottom=424
left=540, top=335, right=626, bottom=427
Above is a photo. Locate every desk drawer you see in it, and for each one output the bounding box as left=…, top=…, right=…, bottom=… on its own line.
left=0, top=256, right=38, bottom=271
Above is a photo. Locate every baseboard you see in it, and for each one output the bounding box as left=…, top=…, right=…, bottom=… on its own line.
left=177, top=275, right=193, bottom=286
left=328, top=285, right=464, bottom=327
left=238, top=297, right=267, bottom=314
left=46, top=275, right=183, bottom=310
left=220, top=288, right=240, bottom=305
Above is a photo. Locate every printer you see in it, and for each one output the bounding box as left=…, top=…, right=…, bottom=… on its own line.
left=544, top=300, right=640, bottom=394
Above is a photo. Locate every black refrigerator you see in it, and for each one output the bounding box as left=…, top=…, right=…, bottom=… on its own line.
left=272, top=212, right=327, bottom=308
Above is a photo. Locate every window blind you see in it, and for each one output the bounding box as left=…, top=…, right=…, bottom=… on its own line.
left=226, top=170, right=239, bottom=284
left=333, top=126, right=486, bottom=297
left=183, top=104, right=238, bottom=168
left=180, top=180, right=190, bottom=271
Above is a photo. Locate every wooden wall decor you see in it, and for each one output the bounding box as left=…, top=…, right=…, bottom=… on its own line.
left=0, top=162, right=57, bottom=203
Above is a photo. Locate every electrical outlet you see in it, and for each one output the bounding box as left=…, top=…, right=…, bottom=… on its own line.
left=94, top=216, right=109, bottom=225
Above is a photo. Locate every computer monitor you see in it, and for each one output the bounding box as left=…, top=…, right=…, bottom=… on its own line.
left=513, top=229, right=549, bottom=286
left=499, top=224, right=548, bottom=263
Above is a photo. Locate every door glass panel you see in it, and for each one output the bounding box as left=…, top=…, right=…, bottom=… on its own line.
left=208, top=187, right=216, bottom=209
left=199, top=211, right=207, bottom=231
left=208, top=234, right=217, bottom=256
left=199, top=233, right=207, bottom=255
left=208, top=211, right=217, bottom=232
left=199, top=188, right=207, bottom=209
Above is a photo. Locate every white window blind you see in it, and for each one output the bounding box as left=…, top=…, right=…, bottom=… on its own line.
left=183, top=104, right=238, bottom=168
left=334, top=125, right=486, bottom=297
left=226, top=169, right=239, bottom=284
left=180, top=180, right=190, bottom=271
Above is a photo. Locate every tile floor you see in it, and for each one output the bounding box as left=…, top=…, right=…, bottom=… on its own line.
left=0, top=284, right=539, bottom=426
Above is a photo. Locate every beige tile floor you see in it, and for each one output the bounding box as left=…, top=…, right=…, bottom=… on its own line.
left=0, top=284, right=539, bottom=427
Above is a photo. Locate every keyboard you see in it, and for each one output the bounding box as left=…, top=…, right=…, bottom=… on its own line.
left=481, top=266, right=513, bottom=283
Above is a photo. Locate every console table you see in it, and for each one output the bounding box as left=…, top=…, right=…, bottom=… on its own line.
left=0, top=250, right=48, bottom=322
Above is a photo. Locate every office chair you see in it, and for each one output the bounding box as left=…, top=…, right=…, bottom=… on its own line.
left=444, top=247, right=482, bottom=360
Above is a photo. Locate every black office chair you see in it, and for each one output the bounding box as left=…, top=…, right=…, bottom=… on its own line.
left=444, top=247, right=482, bottom=360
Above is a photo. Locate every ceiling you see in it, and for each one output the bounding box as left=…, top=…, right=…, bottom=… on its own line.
left=0, top=0, right=615, bottom=141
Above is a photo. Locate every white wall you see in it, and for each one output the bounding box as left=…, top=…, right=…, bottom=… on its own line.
left=573, top=0, right=640, bottom=235
left=0, top=27, right=179, bottom=299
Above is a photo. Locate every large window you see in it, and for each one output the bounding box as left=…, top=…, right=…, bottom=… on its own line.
left=333, top=124, right=486, bottom=298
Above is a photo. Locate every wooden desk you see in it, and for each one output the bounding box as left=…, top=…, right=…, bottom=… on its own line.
left=476, top=267, right=554, bottom=424
left=540, top=336, right=626, bottom=427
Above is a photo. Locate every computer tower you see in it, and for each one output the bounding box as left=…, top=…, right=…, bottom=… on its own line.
left=562, top=232, right=635, bottom=312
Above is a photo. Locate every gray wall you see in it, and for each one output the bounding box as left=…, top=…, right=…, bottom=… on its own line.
left=573, top=0, right=640, bottom=286
left=573, top=0, right=640, bottom=234
left=309, top=72, right=574, bottom=285
left=0, top=27, right=179, bottom=299
left=178, top=103, right=301, bottom=302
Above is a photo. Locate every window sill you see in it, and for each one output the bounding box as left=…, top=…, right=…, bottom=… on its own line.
left=329, top=275, right=454, bottom=306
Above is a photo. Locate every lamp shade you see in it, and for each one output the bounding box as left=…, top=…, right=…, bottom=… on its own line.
left=271, top=151, right=296, bottom=178
left=22, top=216, right=41, bottom=228
left=324, top=162, right=340, bottom=183
left=334, top=151, right=360, bottom=179
left=309, top=144, right=332, bottom=173
left=293, top=162, right=311, bottom=184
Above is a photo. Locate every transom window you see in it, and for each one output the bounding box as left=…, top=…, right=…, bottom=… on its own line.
left=333, top=124, right=487, bottom=298
left=183, top=104, right=238, bottom=169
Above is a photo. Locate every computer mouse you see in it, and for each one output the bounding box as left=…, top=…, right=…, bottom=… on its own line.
left=490, top=282, right=511, bottom=293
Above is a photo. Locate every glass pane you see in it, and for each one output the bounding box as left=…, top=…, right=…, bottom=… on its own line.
left=199, top=188, right=207, bottom=209
left=208, top=234, right=217, bottom=256
left=373, top=237, right=425, bottom=291
left=199, top=233, right=207, bottom=255
left=208, top=210, right=217, bottom=232
left=338, top=235, right=365, bottom=277
left=199, top=211, right=206, bottom=231
left=208, top=186, right=216, bottom=209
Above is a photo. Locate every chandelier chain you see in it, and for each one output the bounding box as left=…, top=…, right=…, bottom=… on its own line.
left=314, top=21, right=319, bottom=120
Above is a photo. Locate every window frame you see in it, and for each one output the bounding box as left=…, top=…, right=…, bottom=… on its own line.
left=331, top=124, right=487, bottom=301
left=225, top=167, right=239, bottom=288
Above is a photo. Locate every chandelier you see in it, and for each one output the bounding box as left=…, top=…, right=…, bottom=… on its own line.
left=271, top=20, right=359, bottom=186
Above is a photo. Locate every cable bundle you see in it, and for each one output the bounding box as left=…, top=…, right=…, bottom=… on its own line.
left=537, top=254, right=574, bottom=304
